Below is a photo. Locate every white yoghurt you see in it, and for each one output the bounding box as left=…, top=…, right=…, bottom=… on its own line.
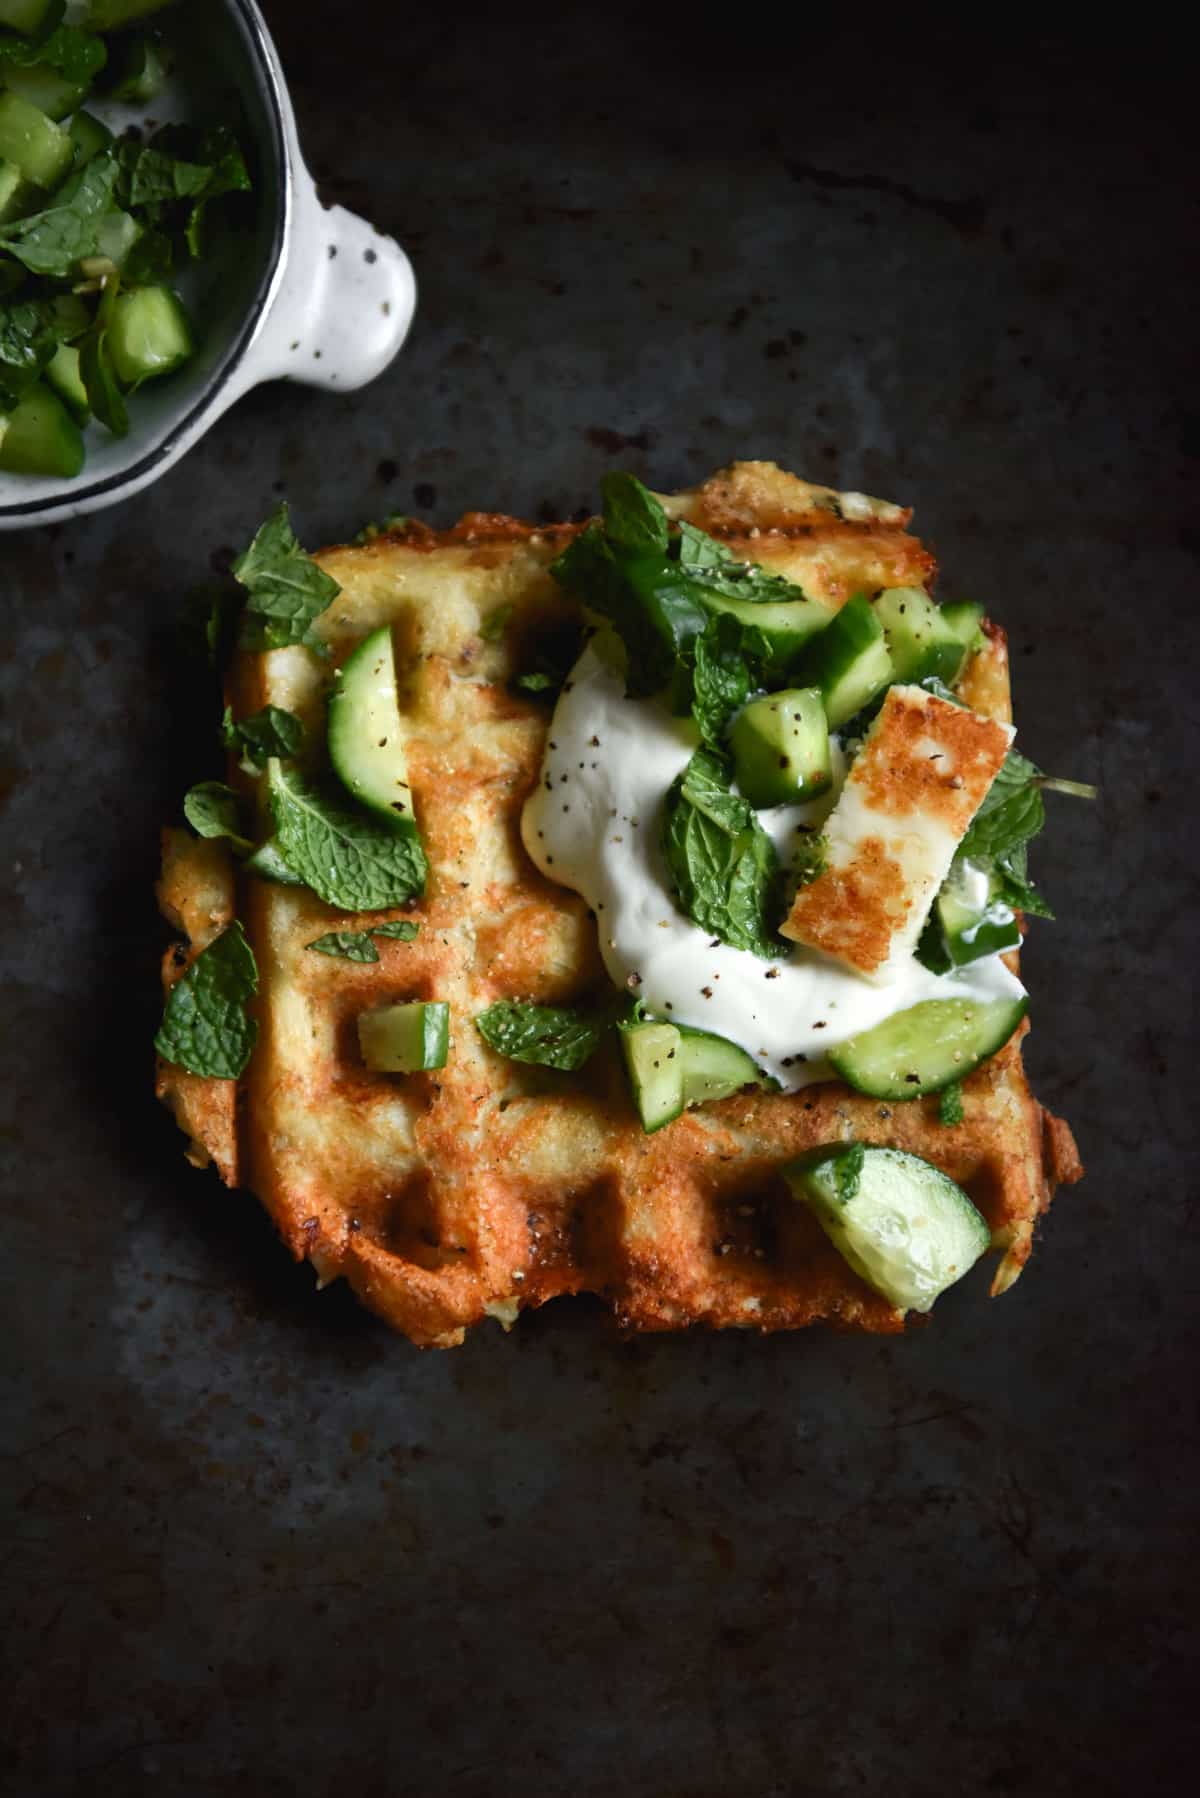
left=520, top=642, right=1025, bottom=1091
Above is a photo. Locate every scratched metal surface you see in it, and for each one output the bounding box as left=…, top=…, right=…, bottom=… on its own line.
left=2, top=11, right=1197, bottom=1796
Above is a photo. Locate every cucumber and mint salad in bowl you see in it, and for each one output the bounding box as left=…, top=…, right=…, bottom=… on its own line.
left=0, top=0, right=415, bottom=526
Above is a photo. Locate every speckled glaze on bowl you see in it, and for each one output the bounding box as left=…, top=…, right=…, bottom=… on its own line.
left=0, top=0, right=415, bottom=531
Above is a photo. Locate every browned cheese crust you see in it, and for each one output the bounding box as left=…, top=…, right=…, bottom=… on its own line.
left=155, top=462, right=1082, bottom=1346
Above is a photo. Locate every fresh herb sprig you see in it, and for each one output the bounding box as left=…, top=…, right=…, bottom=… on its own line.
left=475, top=999, right=604, bottom=1071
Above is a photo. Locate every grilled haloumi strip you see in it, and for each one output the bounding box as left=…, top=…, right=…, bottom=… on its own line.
left=781, top=684, right=1013, bottom=980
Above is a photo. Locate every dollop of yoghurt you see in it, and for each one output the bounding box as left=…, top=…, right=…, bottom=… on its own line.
left=521, top=641, right=1024, bottom=1091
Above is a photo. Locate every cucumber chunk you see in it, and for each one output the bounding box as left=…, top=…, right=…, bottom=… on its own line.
left=783, top=1142, right=990, bottom=1312
left=933, top=858, right=1020, bottom=967
left=828, top=995, right=1028, bottom=1100
left=873, top=588, right=966, bottom=686
left=791, top=593, right=893, bottom=729
left=358, top=1001, right=450, bottom=1074
left=328, top=626, right=418, bottom=832
left=0, top=379, right=84, bottom=476
left=0, top=155, right=37, bottom=225
left=106, top=285, right=192, bottom=386
left=242, top=838, right=305, bottom=886
left=0, top=92, right=74, bottom=188
left=676, top=1024, right=770, bottom=1106
left=69, top=110, right=114, bottom=168
left=619, top=1019, right=683, bottom=1132
left=729, top=687, right=830, bottom=808
left=44, top=342, right=89, bottom=423
left=940, top=600, right=986, bottom=654
left=103, top=32, right=165, bottom=103
left=0, top=1, right=56, bottom=32
left=1, top=62, right=93, bottom=122
left=696, top=589, right=829, bottom=675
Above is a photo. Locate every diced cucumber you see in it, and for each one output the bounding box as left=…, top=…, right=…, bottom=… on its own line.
left=87, top=0, right=174, bottom=28
left=696, top=589, right=830, bottom=675
left=0, top=1, right=56, bottom=32
left=618, top=1019, right=683, bottom=1133
left=44, top=343, right=89, bottom=423
left=327, top=626, right=418, bottom=833
left=0, top=379, right=83, bottom=476
left=729, top=687, right=830, bottom=809
left=0, top=155, right=37, bottom=225
left=79, top=322, right=128, bottom=434
left=102, top=31, right=164, bottom=103
left=790, top=593, right=893, bottom=729
left=873, top=587, right=966, bottom=686
left=828, top=994, right=1028, bottom=1100
left=940, top=600, right=986, bottom=655
left=1, top=62, right=93, bottom=122
left=106, top=285, right=192, bottom=386
left=69, top=110, right=114, bottom=168
left=0, top=92, right=74, bottom=188
left=91, top=207, right=142, bottom=270
left=783, top=1142, right=990, bottom=1312
left=358, top=1001, right=450, bottom=1074
left=242, top=838, right=305, bottom=885
left=933, top=857, right=1020, bottom=967
left=676, top=1024, right=771, bottom=1106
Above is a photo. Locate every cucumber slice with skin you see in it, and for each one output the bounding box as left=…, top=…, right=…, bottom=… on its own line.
left=0, top=155, right=37, bottom=225
left=934, top=858, right=1020, bottom=967
left=828, top=995, right=1028, bottom=1100
left=87, top=0, right=173, bottom=27
left=1, top=62, right=93, bottom=122
left=358, top=1001, right=450, bottom=1073
left=69, top=110, right=114, bottom=168
left=619, top=1019, right=683, bottom=1132
left=0, top=0, right=55, bottom=32
left=696, top=589, right=830, bottom=676
left=44, top=342, right=89, bottom=423
left=729, top=687, right=831, bottom=809
left=106, top=286, right=192, bottom=387
left=102, top=31, right=165, bottom=103
left=0, top=92, right=74, bottom=188
left=791, top=593, right=893, bottom=729
left=328, top=626, right=418, bottom=833
left=940, top=600, right=986, bottom=653
left=0, top=379, right=84, bottom=476
left=676, top=1024, right=772, bottom=1106
left=873, top=588, right=966, bottom=686
left=783, top=1142, right=990, bottom=1313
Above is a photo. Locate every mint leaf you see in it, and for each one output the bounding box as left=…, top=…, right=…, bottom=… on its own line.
left=221, top=704, right=304, bottom=770
left=789, top=827, right=828, bottom=889
left=600, top=471, right=670, bottom=555
left=677, top=517, right=805, bottom=605
left=475, top=999, right=603, bottom=1071
left=115, top=143, right=212, bottom=210
left=662, top=748, right=786, bottom=960
left=306, top=930, right=379, bottom=963
left=267, top=760, right=427, bottom=911
left=178, top=583, right=241, bottom=669
left=233, top=505, right=341, bottom=654
left=0, top=300, right=59, bottom=411
left=305, top=918, right=418, bottom=958
left=939, top=1082, right=964, bottom=1126
left=689, top=612, right=769, bottom=747
left=155, top=922, right=258, bottom=1080
left=833, top=1141, right=866, bottom=1205
left=0, top=153, right=119, bottom=277
left=551, top=526, right=708, bottom=699
left=183, top=781, right=252, bottom=853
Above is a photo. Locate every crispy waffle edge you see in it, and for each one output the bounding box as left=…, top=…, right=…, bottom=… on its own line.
left=155, top=461, right=1082, bottom=1347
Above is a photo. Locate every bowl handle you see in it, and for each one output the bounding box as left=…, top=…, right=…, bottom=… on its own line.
left=236, top=162, right=416, bottom=393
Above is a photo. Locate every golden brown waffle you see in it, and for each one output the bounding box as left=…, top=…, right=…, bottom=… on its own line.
left=156, top=463, right=1082, bottom=1347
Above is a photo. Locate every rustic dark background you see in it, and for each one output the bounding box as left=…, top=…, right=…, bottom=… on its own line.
left=3, top=7, right=1198, bottom=1795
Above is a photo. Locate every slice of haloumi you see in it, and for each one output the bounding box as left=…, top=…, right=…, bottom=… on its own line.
left=780, top=684, right=1014, bottom=980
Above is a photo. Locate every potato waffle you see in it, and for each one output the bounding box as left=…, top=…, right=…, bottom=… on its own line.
left=156, top=463, right=1082, bottom=1347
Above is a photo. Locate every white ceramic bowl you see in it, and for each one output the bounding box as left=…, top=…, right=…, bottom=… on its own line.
left=0, top=0, right=415, bottom=531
